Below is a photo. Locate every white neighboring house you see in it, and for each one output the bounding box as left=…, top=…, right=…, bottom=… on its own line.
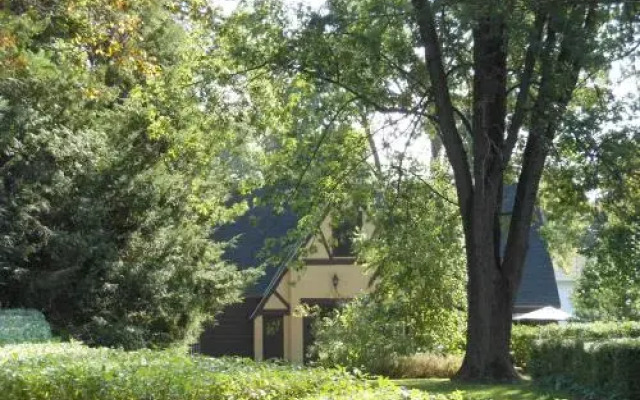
left=554, top=255, right=586, bottom=318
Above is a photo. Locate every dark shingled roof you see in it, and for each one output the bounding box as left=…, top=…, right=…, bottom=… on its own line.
left=217, top=186, right=560, bottom=312
left=511, top=225, right=561, bottom=311
left=502, top=184, right=517, bottom=214
left=213, top=194, right=299, bottom=297
left=502, top=185, right=560, bottom=312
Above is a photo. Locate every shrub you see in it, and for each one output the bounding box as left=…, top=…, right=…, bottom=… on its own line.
left=0, top=309, right=52, bottom=345
left=310, top=295, right=464, bottom=376
left=310, top=296, right=410, bottom=375
left=511, top=321, right=640, bottom=368
left=529, top=338, right=640, bottom=399
left=389, top=353, right=463, bottom=379
left=0, top=343, right=460, bottom=400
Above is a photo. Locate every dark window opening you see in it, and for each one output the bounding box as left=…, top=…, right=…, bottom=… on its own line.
left=331, top=211, right=363, bottom=257
left=302, top=299, right=344, bottom=363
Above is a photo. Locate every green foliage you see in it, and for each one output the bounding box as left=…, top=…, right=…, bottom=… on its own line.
left=511, top=321, right=640, bottom=369
left=222, top=0, right=639, bottom=380
left=311, top=295, right=464, bottom=376
left=0, top=309, right=51, bottom=345
left=542, top=141, right=640, bottom=321
left=575, top=214, right=640, bottom=321
left=310, top=173, right=466, bottom=375
left=540, top=56, right=640, bottom=320
left=221, top=1, right=468, bottom=369
left=0, top=343, right=459, bottom=400
left=0, top=1, right=254, bottom=348
left=511, top=325, right=542, bottom=369
left=529, top=338, right=640, bottom=400
left=311, top=295, right=418, bottom=375
left=358, top=173, right=467, bottom=354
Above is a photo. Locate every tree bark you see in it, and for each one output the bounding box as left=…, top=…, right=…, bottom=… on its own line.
left=453, top=10, right=520, bottom=381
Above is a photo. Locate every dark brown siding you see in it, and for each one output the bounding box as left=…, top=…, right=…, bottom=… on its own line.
left=198, top=298, right=259, bottom=358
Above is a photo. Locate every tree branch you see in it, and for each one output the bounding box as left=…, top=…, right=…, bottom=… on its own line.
left=453, top=106, right=473, bottom=136
left=290, top=96, right=358, bottom=202
left=503, top=10, right=546, bottom=165
left=299, top=67, right=433, bottom=119
left=360, top=112, right=383, bottom=180
left=412, top=0, right=472, bottom=220
left=395, top=166, right=458, bottom=206
left=503, top=3, right=600, bottom=289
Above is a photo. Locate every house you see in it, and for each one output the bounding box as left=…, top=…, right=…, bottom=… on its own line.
left=502, top=185, right=561, bottom=315
left=554, top=255, right=585, bottom=318
left=197, top=194, right=371, bottom=363
left=197, top=187, right=560, bottom=362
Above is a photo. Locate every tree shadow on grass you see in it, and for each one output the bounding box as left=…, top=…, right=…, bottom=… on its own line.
left=394, top=378, right=575, bottom=400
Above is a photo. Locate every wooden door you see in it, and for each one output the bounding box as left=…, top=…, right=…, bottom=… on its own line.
left=262, top=314, right=284, bottom=360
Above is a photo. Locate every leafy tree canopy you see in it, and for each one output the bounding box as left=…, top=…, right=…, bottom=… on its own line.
left=218, top=0, right=639, bottom=380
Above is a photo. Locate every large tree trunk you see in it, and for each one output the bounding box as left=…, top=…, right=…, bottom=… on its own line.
left=456, top=232, right=519, bottom=381
left=455, top=183, right=522, bottom=381
left=454, top=12, right=520, bottom=381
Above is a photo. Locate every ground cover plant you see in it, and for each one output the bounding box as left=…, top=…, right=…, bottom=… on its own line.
left=0, top=309, right=51, bottom=345
left=0, top=343, right=462, bottom=400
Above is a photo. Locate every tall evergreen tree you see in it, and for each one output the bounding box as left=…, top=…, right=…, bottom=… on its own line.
left=0, top=0, right=254, bottom=348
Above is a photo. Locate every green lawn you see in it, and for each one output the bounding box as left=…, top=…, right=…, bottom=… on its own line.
left=395, top=378, right=575, bottom=400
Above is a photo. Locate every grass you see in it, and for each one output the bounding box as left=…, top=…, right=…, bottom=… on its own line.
left=395, top=378, right=575, bottom=400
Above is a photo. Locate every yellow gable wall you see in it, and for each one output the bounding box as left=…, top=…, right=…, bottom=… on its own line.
left=254, top=263, right=370, bottom=363
left=253, top=213, right=375, bottom=363
left=263, top=292, right=288, bottom=311
left=304, top=216, right=332, bottom=259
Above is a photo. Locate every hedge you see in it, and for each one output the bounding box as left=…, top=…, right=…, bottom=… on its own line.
left=511, top=321, right=640, bottom=368
left=0, top=309, right=52, bottom=346
left=0, top=343, right=461, bottom=400
left=529, top=338, right=640, bottom=400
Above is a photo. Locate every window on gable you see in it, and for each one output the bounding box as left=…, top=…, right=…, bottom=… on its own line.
left=331, top=211, right=363, bottom=257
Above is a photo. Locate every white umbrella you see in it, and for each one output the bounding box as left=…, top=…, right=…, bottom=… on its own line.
left=513, top=306, right=571, bottom=321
